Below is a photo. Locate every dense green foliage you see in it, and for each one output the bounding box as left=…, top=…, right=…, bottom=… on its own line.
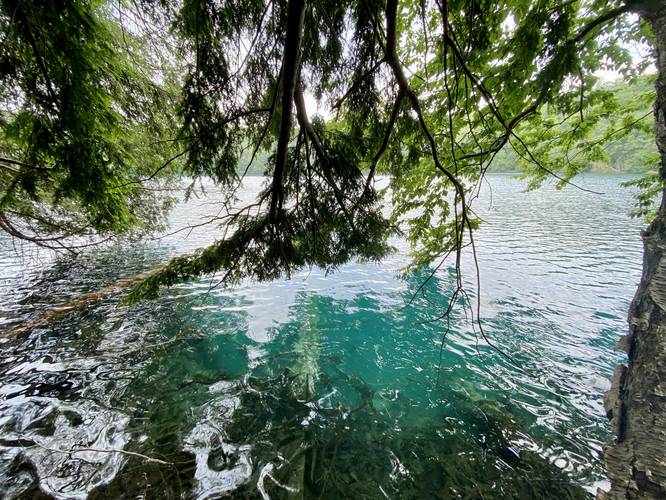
left=0, top=0, right=181, bottom=250
left=489, top=75, right=658, bottom=174
left=0, top=0, right=657, bottom=292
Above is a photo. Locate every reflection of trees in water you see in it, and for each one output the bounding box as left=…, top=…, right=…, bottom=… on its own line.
left=213, top=290, right=589, bottom=499
left=1, top=272, right=600, bottom=497
left=222, top=366, right=587, bottom=498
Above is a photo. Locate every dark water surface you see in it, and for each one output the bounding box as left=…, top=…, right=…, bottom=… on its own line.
left=0, top=174, right=642, bottom=499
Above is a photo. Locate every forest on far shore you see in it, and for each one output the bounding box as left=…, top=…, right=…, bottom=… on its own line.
left=490, top=75, right=657, bottom=173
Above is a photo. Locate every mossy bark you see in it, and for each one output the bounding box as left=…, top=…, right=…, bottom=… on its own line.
left=600, top=2, right=666, bottom=498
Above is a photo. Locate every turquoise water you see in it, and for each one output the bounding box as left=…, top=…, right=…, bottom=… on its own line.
left=0, top=174, right=642, bottom=498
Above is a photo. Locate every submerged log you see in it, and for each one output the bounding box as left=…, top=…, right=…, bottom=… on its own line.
left=6, top=266, right=163, bottom=338
left=600, top=2, right=666, bottom=498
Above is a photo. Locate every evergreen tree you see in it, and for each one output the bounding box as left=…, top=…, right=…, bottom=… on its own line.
left=0, top=0, right=181, bottom=250
left=2, top=1, right=665, bottom=495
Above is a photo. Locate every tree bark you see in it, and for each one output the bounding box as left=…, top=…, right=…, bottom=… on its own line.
left=269, top=0, right=306, bottom=222
left=600, top=2, right=666, bottom=498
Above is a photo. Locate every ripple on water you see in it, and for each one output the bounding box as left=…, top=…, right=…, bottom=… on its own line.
left=0, top=174, right=642, bottom=498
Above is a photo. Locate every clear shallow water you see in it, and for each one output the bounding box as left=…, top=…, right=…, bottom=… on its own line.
left=0, top=174, right=642, bottom=499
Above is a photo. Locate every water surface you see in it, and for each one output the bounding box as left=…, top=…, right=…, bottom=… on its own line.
left=0, top=174, right=642, bottom=498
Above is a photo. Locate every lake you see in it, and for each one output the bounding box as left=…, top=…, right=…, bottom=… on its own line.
left=0, top=174, right=643, bottom=498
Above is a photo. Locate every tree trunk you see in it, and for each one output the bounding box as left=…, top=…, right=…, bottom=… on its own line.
left=269, top=0, right=306, bottom=222
left=600, top=3, right=666, bottom=498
